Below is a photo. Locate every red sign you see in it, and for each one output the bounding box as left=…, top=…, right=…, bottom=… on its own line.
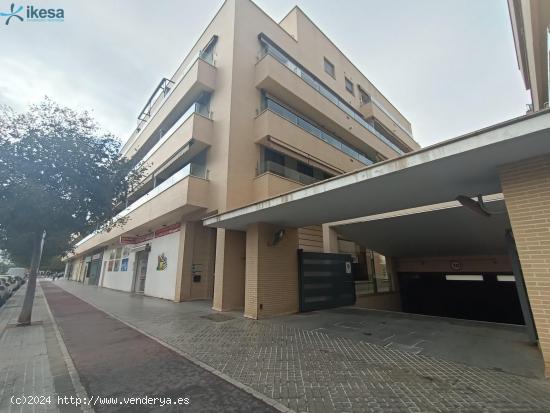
left=154, top=223, right=181, bottom=238
left=134, top=232, right=155, bottom=244
left=119, top=224, right=180, bottom=245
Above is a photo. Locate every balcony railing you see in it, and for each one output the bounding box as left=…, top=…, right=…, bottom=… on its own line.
left=261, top=96, right=374, bottom=165
left=139, top=102, right=210, bottom=166
left=122, top=51, right=215, bottom=156
left=258, top=34, right=407, bottom=156
left=74, top=162, right=207, bottom=247
left=258, top=160, right=321, bottom=186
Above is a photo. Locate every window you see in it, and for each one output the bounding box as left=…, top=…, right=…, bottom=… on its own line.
left=106, top=247, right=128, bottom=272
left=297, top=162, right=314, bottom=177
left=345, top=77, right=354, bottom=95
left=359, top=87, right=370, bottom=104
left=324, top=58, right=335, bottom=78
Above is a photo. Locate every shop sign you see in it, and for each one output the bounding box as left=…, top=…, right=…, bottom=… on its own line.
left=119, top=224, right=180, bottom=245
left=155, top=223, right=181, bottom=238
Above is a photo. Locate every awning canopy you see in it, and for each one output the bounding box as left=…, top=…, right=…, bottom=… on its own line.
left=204, top=110, right=550, bottom=231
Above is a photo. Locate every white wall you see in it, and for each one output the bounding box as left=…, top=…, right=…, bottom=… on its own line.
left=100, top=247, right=136, bottom=292
left=144, top=231, right=181, bottom=300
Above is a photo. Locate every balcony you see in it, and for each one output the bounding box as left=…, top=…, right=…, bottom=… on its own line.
left=256, top=41, right=406, bottom=159
left=121, top=57, right=216, bottom=159
left=139, top=103, right=213, bottom=178
left=74, top=164, right=209, bottom=255
left=256, top=99, right=373, bottom=173
left=253, top=167, right=305, bottom=200
left=359, top=100, right=418, bottom=151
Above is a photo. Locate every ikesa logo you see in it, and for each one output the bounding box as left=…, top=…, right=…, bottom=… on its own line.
left=1, top=3, right=64, bottom=25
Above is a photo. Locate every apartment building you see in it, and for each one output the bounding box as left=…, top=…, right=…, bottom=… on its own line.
left=508, top=0, right=550, bottom=111
left=67, top=0, right=419, bottom=312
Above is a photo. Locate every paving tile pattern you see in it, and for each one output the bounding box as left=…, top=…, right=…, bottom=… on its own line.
left=0, top=287, right=58, bottom=413
left=55, top=280, right=550, bottom=413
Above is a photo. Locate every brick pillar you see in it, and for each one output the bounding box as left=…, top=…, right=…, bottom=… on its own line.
left=322, top=224, right=339, bottom=253
left=499, top=155, right=550, bottom=375
left=212, top=228, right=246, bottom=311
left=244, top=223, right=299, bottom=319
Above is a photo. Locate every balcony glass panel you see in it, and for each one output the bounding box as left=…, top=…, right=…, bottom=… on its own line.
left=263, top=96, right=373, bottom=165
left=259, top=36, right=407, bottom=155
left=140, top=101, right=210, bottom=166
left=118, top=162, right=206, bottom=219
left=259, top=160, right=320, bottom=186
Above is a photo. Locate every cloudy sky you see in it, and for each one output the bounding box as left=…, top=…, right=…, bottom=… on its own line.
left=0, top=0, right=529, bottom=147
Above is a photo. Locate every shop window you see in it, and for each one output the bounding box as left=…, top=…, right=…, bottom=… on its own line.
left=106, top=247, right=128, bottom=272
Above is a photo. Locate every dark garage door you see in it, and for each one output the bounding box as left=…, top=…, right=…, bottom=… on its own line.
left=398, top=272, right=524, bottom=324
left=298, top=250, right=356, bottom=312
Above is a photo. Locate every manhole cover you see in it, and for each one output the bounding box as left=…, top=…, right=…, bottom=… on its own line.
left=201, top=313, right=234, bottom=322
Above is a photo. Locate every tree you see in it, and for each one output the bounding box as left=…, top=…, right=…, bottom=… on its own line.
left=0, top=98, right=144, bottom=325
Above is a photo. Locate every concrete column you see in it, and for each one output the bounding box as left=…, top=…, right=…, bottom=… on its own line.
left=244, top=223, right=299, bottom=319
left=500, top=155, right=550, bottom=375
left=174, top=221, right=195, bottom=302
left=322, top=224, right=338, bottom=253
left=212, top=228, right=246, bottom=311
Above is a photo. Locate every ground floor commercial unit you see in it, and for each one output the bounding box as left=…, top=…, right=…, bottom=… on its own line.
left=67, top=221, right=217, bottom=302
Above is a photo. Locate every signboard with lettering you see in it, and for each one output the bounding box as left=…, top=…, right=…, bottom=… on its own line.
left=119, top=224, right=180, bottom=245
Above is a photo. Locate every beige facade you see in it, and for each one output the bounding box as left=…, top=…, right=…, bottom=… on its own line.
left=68, top=0, right=415, bottom=314
left=509, top=0, right=550, bottom=111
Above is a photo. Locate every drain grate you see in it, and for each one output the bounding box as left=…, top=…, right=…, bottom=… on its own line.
left=200, top=313, right=235, bottom=322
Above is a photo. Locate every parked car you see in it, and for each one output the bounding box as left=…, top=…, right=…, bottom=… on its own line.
left=7, top=267, right=27, bottom=279
left=13, top=275, right=25, bottom=286
left=0, top=276, right=18, bottom=292
left=0, top=278, right=14, bottom=296
left=0, top=285, right=8, bottom=306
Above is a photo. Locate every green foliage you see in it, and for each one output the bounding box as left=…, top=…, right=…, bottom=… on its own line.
left=0, top=98, right=144, bottom=266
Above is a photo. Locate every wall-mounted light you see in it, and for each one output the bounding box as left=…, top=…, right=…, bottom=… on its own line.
left=456, top=194, right=491, bottom=217
left=269, top=229, right=285, bottom=246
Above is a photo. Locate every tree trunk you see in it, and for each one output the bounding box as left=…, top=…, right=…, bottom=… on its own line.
left=17, top=231, right=45, bottom=326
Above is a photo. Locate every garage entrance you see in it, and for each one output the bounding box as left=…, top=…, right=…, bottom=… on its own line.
left=298, top=250, right=355, bottom=312
left=398, top=272, right=523, bottom=324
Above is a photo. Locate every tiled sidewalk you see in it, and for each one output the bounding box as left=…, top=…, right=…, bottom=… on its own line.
left=55, top=279, right=550, bottom=413
left=0, top=283, right=82, bottom=413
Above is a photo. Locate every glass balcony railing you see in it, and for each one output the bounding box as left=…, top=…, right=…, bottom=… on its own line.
left=119, top=162, right=206, bottom=219
left=139, top=102, right=210, bottom=166
left=122, top=51, right=215, bottom=156
left=259, top=35, right=407, bottom=156
left=258, top=160, right=321, bottom=186
left=261, top=96, right=374, bottom=166
left=74, top=162, right=206, bottom=247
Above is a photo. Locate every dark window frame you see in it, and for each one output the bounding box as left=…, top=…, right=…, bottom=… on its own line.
left=345, top=77, right=354, bottom=95
left=324, top=58, right=335, bottom=78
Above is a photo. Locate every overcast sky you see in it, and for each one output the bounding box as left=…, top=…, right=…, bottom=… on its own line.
left=0, top=0, right=530, bottom=147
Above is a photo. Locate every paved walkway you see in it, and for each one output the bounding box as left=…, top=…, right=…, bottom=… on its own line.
left=0, top=283, right=82, bottom=413
left=52, top=279, right=550, bottom=413
left=41, top=282, right=279, bottom=413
